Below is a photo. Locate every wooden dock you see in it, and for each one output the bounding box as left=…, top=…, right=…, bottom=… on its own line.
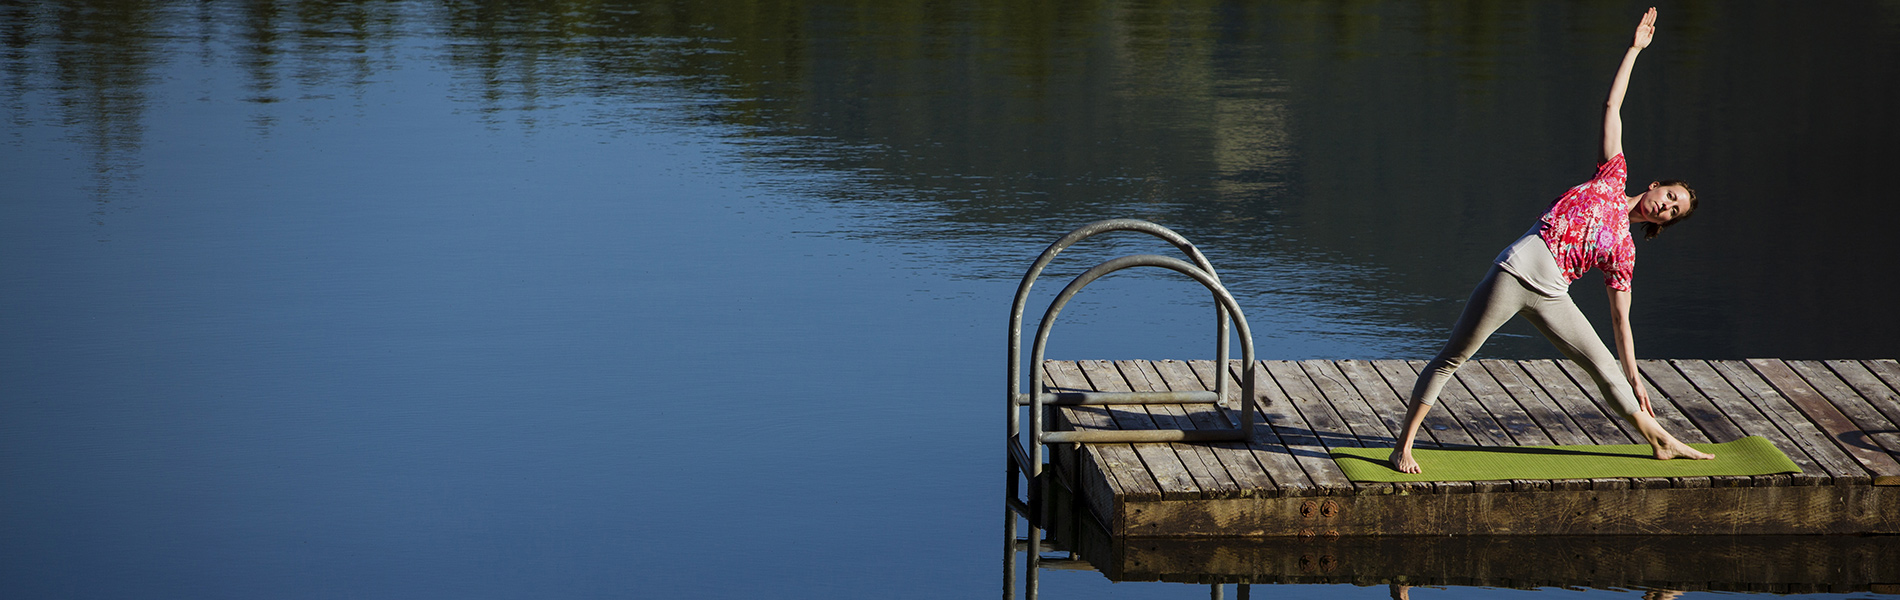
left=1041, top=358, right=1900, bottom=537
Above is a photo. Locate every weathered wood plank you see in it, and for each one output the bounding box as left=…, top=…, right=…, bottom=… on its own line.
left=1829, top=360, right=1900, bottom=433
left=1301, top=360, right=1437, bottom=495
left=1748, top=359, right=1900, bottom=486
left=1044, top=361, right=1137, bottom=528
left=1539, top=358, right=1649, bottom=454
left=1299, top=360, right=1397, bottom=446
left=1557, top=359, right=1708, bottom=444
left=1122, top=360, right=1233, bottom=497
left=1632, top=362, right=1723, bottom=488
left=1518, top=359, right=1637, bottom=444
left=1155, top=360, right=1276, bottom=497
left=1359, top=360, right=1479, bottom=494
left=1048, top=407, right=1121, bottom=530
left=1351, top=360, right=1448, bottom=447
left=1642, top=360, right=1757, bottom=488
left=1794, top=360, right=1900, bottom=434
left=1346, top=363, right=1430, bottom=446
left=1188, top=360, right=1331, bottom=496
left=1406, top=360, right=1518, bottom=493
left=1555, top=359, right=1702, bottom=489
left=1077, top=359, right=1202, bottom=500
left=1642, top=359, right=1748, bottom=443
left=1226, top=360, right=1357, bottom=495
left=1150, top=360, right=1284, bottom=497
left=1193, top=358, right=1345, bottom=493
left=1375, top=361, right=1492, bottom=448
left=1868, top=359, right=1900, bottom=472
left=1787, top=360, right=1900, bottom=473
left=1457, top=362, right=1554, bottom=445
left=1118, top=360, right=1241, bottom=498
left=1673, top=359, right=1827, bottom=487
left=1045, top=361, right=1159, bottom=500
left=1713, top=360, right=1871, bottom=485
left=1484, top=360, right=1600, bottom=491
left=1120, top=480, right=1900, bottom=537
left=1262, top=360, right=1363, bottom=450
left=1404, top=360, right=1515, bottom=447
left=1332, top=360, right=1407, bottom=439
left=1151, top=361, right=1232, bottom=435
left=1867, top=360, right=1900, bottom=402
left=1545, top=359, right=1674, bottom=489
left=1484, top=360, right=1593, bottom=446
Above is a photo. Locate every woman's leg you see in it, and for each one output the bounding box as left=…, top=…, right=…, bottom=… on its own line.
left=1520, top=294, right=1713, bottom=460
left=1392, top=266, right=1531, bottom=472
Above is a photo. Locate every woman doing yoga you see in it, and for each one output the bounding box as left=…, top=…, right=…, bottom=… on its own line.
left=1389, top=7, right=1715, bottom=474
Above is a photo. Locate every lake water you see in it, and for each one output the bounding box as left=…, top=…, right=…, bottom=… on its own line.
left=3, top=1, right=1897, bottom=598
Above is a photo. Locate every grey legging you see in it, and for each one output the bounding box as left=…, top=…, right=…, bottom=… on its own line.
left=1411, top=264, right=1643, bottom=418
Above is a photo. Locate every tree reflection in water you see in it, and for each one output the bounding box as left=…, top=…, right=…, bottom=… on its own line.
left=11, top=0, right=1900, bottom=359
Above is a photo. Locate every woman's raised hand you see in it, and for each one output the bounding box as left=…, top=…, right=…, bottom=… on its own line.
left=1633, top=7, right=1658, bottom=49
left=1604, top=7, right=1656, bottom=161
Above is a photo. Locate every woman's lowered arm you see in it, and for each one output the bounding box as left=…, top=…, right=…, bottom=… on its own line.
left=1607, top=286, right=1655, bottom=416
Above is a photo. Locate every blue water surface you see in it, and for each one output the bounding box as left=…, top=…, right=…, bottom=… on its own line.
left=4, top=1, right=1897, bottom=599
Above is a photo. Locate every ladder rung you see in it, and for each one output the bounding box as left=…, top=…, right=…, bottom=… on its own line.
left=1040, top=428, right=1246, bottom=443
left=1014, top=390, right=1219, bottom=405
left=1007, top=435, right=1034, bottom=472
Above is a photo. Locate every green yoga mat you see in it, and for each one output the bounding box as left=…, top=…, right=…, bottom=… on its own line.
left=1330, top=435, right=1799, bottom=483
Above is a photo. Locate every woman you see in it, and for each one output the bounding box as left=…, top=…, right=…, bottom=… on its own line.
left=1389, top=7, right=1713, bottom=474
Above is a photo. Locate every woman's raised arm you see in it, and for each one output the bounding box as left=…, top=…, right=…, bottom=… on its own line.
left=1602, top=7, right=1657, bottom=163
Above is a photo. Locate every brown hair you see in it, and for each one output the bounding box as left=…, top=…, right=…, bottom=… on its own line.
left=1642, top=179, right=1697, bottom=240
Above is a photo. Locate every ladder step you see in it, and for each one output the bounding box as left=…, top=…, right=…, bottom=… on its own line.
left=1014, top=390, right=1219, bottom=405
left=1041, top=428, right=1246, bottom=443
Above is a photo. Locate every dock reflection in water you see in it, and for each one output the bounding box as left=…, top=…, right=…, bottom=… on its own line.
left=1009, top=482, right=1900, bottom=598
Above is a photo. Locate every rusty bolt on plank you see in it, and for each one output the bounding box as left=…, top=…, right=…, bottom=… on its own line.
left=1299, top=555, right=1340, bottom=574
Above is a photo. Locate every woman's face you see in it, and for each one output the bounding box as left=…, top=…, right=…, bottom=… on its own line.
left=1634, top=183, right=1692, bottom=224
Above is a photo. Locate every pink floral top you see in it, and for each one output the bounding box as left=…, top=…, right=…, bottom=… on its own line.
left=1539, top=154, right=1635, bottom=291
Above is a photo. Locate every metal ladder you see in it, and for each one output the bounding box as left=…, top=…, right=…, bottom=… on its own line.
left=1005, top=218, right=1259, bottom=598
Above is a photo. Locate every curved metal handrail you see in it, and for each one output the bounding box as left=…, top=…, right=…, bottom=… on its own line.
left=1003, top=220, right=1259, bottom=600
left=1007, top=219, right=1231, bottom=447
left=1024, top=255, right=1256, bottom=480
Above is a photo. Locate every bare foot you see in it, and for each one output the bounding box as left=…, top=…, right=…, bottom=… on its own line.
left=1389, top=447, right=1422, bottom=474
left=1652, top=439, right=1714, bottom=461
left=1631, top=413, right=1716, bottom=461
